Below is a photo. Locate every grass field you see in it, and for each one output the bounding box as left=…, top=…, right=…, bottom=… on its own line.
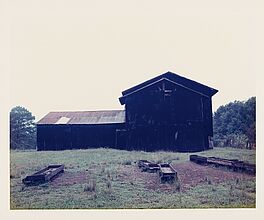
left=10, top=147, right=256, bottom=209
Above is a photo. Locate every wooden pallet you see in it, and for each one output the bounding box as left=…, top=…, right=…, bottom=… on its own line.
left=22, top=164, right=65, bottom=185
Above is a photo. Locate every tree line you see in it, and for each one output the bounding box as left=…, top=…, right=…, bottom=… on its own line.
left=213, top=97, right=256, bottom=149
left=9, top=97, right=256, bottom=150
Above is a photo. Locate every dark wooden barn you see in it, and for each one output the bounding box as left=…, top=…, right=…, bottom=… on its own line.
left=37, top=71, right=218, bottom=152
left=37, top=110, right=125, bottom=150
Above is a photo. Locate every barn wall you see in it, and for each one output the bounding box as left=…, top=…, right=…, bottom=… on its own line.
left=117, top=125, right=206, bottom=152
left=37, top=123, right=125, bottom=151
left=123, top=80, right=212, bottom=152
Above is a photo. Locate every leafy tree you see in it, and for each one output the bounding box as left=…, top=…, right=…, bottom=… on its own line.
left=213, top=97, right=256, bottom=149
left=243, top=97, right=256, bottom=147
left=10, top=106, right=36, bottom=149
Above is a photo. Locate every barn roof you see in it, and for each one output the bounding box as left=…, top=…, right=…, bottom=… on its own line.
left=37, top=110, right=125, bottom=125
left=119, top=71, right=218, bottom=105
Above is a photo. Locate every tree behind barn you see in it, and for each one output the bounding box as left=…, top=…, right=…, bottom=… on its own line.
left=213, top=97, right=256, bottom=149
left=10, top=106, right=36, bottom=149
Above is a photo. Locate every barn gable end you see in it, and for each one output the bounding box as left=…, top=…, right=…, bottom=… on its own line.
left=118, top=71, right=218, bottom=152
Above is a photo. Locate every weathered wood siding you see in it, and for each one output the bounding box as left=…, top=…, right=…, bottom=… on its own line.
left=119, top=80, right=212, bottom=152
left=37, top=124, right=124, bottom=151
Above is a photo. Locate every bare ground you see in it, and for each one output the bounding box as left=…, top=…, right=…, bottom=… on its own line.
left=119, top=162, right=255, bottom=192
left=49, top=162, right=255, bottom=192
left=50, top=171, right=88, bottom=187
left=173, top=162, right=254, bottom=191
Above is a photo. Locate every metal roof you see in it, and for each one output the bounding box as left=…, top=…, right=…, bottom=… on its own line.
left=37, top=110, right=125, bottom=125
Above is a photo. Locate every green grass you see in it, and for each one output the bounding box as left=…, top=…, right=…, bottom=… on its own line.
left=10, top=147, right=256, bottom=209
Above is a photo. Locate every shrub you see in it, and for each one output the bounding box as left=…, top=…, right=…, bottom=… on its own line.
left=84, top=179, right=96, bottom=192
left=213, top=134, right=249, bottom=148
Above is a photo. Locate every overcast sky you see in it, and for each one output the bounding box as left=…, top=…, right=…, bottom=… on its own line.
left=1, top=0, right=260, bottom=121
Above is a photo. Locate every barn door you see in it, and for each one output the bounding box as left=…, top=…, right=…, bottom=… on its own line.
left=115, top=129, right=127, bottom=149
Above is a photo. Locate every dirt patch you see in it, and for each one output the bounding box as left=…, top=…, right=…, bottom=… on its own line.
left=49, top=162, right=255, bottom=191
left=119, top=162, right=255, bottom=192
left=49, top=170, right=88, bottom=187
left=119, top=165, right=175, bottom=192
left=174, top=162, right=254, bottom=191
